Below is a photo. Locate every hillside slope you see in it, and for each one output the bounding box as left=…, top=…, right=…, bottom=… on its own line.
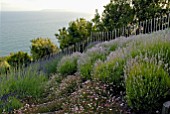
left=1, top=29, right=170, bottom=114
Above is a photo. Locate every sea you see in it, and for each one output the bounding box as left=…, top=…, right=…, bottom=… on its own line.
left=0, top=11, right=93, bottom=56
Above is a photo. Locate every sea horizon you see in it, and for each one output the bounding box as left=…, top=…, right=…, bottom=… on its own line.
left=0, top=11, right=93, bottom=56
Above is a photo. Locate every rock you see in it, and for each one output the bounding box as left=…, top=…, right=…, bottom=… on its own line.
left=115, top=97, right=121, bottom=102
left=162, top=101, right=170, bottom=114
left=120, top=103, right=124, bottom=107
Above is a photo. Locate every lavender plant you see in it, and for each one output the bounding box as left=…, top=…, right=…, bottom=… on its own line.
left=129, top=32, right=170, bottom=74
left=94, top=36, right=133, bottom=53
left=57, top=52, right=81, bottom=76
left=93, top=59, right=124, bottom=86
left=125, top=58, right=170, bottom=111
left=78, top=47, right=107, bottom=80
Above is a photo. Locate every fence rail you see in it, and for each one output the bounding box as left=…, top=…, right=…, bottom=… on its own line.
left=0, top=13, right=170, bottom=113
left=29, top=13, right=170, bottom=73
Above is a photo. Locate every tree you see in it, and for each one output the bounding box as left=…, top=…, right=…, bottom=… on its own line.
left=101, top=0, right=134, bottom=31
left=92, top=9, right=103, bottom=31
left=30, top=38, right=59, bottom=60
left=55, top=18, right=93, bottom=49
left=132, top=0, right=170, bottom=21
left=56, top=27, right=72, bottom=49
left=7, top=51, right=32, bottom=68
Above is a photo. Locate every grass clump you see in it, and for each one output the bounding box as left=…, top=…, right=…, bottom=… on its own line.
left=0, top=67, right=47, bottom=113
left=125, top=61, right=170, bottom=112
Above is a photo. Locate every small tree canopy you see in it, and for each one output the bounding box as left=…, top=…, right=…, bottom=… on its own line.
left=132, top=0, right=170, bottom=21
left=30, top=38, right=59, bottom=60
left=7, top=51, right=32, bottom=67
left=101, top=0, right=134, bottom=31
left=55, top=18, right=93, bottom=49
left=92, top=9, right=104, bottom=32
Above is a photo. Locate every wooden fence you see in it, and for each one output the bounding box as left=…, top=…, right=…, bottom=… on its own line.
left=1, top=13, right=170, bottom=113
left=30, top=13, right=170, bottom=73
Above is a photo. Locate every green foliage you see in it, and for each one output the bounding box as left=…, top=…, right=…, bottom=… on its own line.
left=78, top=47, right=107, bottom=80
left=125, top=62, right=170, bottom=111
left=7, top=51, right=32, bottom=68
left=109, top=43, right=118, bottom=52
left=57, top=52, right=81, bottom=76
left=91, top=0, right=169, bottom=32
left=93, top=58, right=125, bottom=86
left=56, top=18, right=93, bottom=49
left=101, top=0, right=134, bottom=31
left=44, top=57, right=62, bottom=75
left=79, top=62, right=92, bottom=80
left=0, top=97, right=23, bottom=113
left=30, top=38, right=59, bottom=60
left=130, top=38, right=170, bottom=74
left=0, top=60, right=10, bottom=74
left=132, top=0, right=170, bottom=21
left=0, top=66, right=47, bottom=113
left=92, top=9, right=103, bottom=31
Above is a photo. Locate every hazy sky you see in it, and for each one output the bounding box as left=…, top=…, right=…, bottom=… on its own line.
left=1, top=0, right=110, bottom=13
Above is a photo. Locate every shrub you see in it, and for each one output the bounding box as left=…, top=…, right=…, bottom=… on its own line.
left=0, top=67, right=47, bottom=113
left=0, top=60, right=10, bottom=74
left=93, top=58, right=125, bottom=86
left=129, top=34, right=170, bottom=74
left=125, top=61, right=170, bottom=111
left=30, top=38, right=59, bottom=60
left=7, top=51, right=32, bottom=68
left=94, top=37, right=132, bottom=53
left=57, top=52, right=81, bottom=76
left=55, top=18, right=93, bottom=49
left=45, top=56, right=62, bottom=75
left=78, top=47, right=107, bottom=80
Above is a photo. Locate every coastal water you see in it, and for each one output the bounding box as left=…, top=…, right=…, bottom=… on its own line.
left=0, top=11, right=92, bottom=56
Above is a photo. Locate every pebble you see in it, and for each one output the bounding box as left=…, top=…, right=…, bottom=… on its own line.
left=156, top=110, right=159, bottom=113
left=120, top=103, right=124, bottom=107
left=115, top=97, right=121, bottom=101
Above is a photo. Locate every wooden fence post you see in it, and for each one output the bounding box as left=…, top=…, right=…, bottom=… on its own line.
left=159, top=17, right=161, bottom=30
left=154, top=17, right=156, bottom=32
left=162, top=101, right=170, bottom=114
left=146, top=19, right=148, bottom=33
left=115, top=29, right=117, bottom=38
left=162, top=16, right=163, bottom=30
left=156, top=18, right=158, bottom=31
left=110, top=31, right=112, bottom=40
left=168, top=13, right=170, bottom=28
left=166, top=16, right=168, bottom=29
left=151, top=19, right=153, bottom=33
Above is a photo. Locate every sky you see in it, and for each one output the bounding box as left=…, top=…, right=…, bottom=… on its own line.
left=1, top=0, right=110, bottom=13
